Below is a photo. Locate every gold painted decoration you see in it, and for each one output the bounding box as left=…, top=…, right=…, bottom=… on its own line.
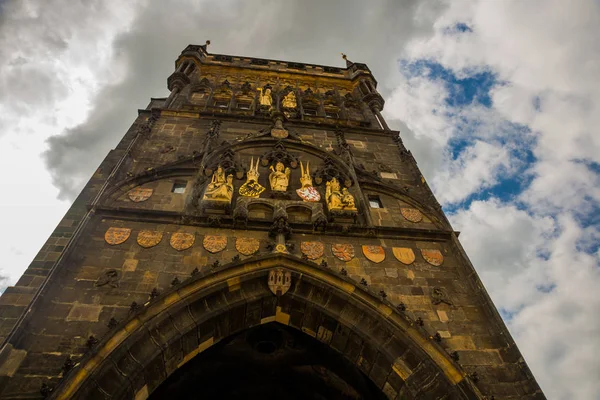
left=136, top=231, right=163, bottom=248
left=296, top=161, right=320, bottom=202
left=362, top=245, right=386, bottom=263
left=275, top=243, right=288, bottom=253
left=258, top=87, right=273, bottom=107
left=392, top=247, right=415, bottom=265
left=282, top=91, right=297, bottom=108
left=331, top=244, right=355, bottom=262
left=268, top=268, right=291, bottom=296
left=203, top=166, right=234, bottom=203
left=170, top=232, right=195, bottom=251
left=326, top=177, right=357, bottom=211
left=421, top=249, right=444, bottom=266
left=269, top=161, right=291, bottom=192
left=235, top=237, right=260, bottom=256
left=203, top=235, right=227, bottom=253
left=128, top=187, right=153, bottom=202
left=301, top=241, right=325, bottom=260
left=401, top=208, right=423, bottom=223
left=104, top=227, right=131, bottom=245
left=239, top=157, right=266, bottom=197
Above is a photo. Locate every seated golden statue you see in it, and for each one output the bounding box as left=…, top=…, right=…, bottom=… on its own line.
left=203, top=166, right=234, bottom=202
left=258, top=87, right=272, bottom=107
left=282, top=91, right=297, bottom=108
left=269, top=161, right=291, bottom=192
left=239, top=157, right=266, bottom=197
left=326, top=177, right=357, bottom=211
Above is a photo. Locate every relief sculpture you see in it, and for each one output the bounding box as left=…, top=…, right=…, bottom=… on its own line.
left=239, top=157, right=266, bottom=198
left=203, top=166, right=234, bottom=203
left=269, top=161, right=290, bottom=192
left=326, top=177, right=357, bottom=211
left=296, top=161, right=320, bottom=202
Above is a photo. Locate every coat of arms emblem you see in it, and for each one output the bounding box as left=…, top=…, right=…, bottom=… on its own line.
left=331, top=244, right=355, bottom=262
left=128, top=187, right=153, bottom=202
left=400, top=208, right=423, bottom=223
left=301, top=241, right=324, bottom=260
left=137, top=231, right=163, bottom=248
left=235, top=237, right=260, bottom=256
left=421, top=249, right=444, bottom=266
left=392, top=247, right=415, bottom=265
left=170, top=232, right=195, bottom=251
left=362, top=245, right=386, bottom=263
left=268, top=268, right=292, bottom=296
left=203, top=235, right=228, bottom=253
left=104, top=227, right=131, bottom=245
left=296, top=186, right=321, bottom=202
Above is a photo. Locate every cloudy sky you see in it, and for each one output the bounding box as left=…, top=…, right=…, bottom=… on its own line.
left=1, top=0, right=599, bottom=398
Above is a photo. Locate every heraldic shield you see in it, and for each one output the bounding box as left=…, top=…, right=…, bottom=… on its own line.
left=203, top=235, right=227, bottom=253
left=421, top=249, right=444, bottom=266
left=392, top=247, right=415, bottom=265
left=400, top=208, right=423, bottom=223
left=105, top=227, right=131, bottom=245
left=301, top=241, right=324, bottom=260
left=362, top=245, right=385, bottom=263
left=128, top=187, right=153, bottom=202
left=235, top=237, right=259, bottom=256
left=137, top=231, right=163, bottom=248
left=268, top=268, right=291, bottom=296
left=170, top=232, right=195, bottom=251
left=296, top=187, right=321, bottom=202
left=331, top=244, right=355, bottom=262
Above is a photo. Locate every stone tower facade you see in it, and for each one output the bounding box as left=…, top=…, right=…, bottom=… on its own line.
left=0, top=43, right=544, bottom=399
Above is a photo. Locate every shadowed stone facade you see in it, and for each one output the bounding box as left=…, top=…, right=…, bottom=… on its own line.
left=0, top=43, right=545, bottom=399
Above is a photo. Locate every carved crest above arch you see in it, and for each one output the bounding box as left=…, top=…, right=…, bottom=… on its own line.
left=313, top=156, right=352, bottom=187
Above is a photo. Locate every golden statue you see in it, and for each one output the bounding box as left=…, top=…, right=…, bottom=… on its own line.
left=239, top=157, right=266, bottom=197
left=326, top=177, right=356, bottom=211
left=269, top=161, right=291, bottom=192
left=203, top=166, right=234, bottom=202
left=282, top=91, right=297, bottom=108
left=258, top=87, right=272, bottom=107
left=296, top=161, right=320, bottom=202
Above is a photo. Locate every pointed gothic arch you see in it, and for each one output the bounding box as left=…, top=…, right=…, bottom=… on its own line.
left=50, top=254, right=480, bottom=400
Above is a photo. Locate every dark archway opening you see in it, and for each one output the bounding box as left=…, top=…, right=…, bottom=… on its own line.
left=150, top=323, right=388, bottom=400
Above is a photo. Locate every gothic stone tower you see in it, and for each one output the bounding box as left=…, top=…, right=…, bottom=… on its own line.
left=0, top=43, right=544, bottom=399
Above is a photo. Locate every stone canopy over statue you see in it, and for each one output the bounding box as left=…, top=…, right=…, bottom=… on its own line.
left=326, top=177, right=357, bottom=211
left=269, top=161, right=291, bottom=192
left=203, top=166, right=234, bottom=203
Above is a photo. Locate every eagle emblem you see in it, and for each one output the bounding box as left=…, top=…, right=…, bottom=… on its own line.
left=203, top=235, right=228, bottom=253
left=170, top=232, right=195, bottom=251
left=137, top=231, right=163, bottom=248
left=235, top=237, right=260, bottom=256
left=421, top=249, right=444, bottom=266
left=301, top=241, right=324, bottom=260
left=104, top=227, right=131, bottom=245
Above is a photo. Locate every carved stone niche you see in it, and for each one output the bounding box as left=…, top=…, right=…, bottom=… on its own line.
left=234, top=197, right=325, bottom=227
left=313, top=156, right=352, bottom=188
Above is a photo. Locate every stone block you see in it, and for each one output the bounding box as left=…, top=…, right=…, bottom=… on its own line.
left=65, top=303, right=103, bottom=322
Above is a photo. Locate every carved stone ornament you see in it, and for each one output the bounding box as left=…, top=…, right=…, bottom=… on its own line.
left=431, top=287, right=453, bottom=305
left=362, top=245, right=386, bottom=263
left=239, top=157, right=266, bottom=197
left=258, top=86, right=273, bottom=108
left=271, top=117, right=289, bottom=139
left=203, top=235, right=227, bottom=253
left=326, top=178, right=357, bottom=211
left=137, top=231, right=163, bottom=248
left=282, top=91, right=297, bottom=109
left=203, top=166, right=234, bottom=203
left=331, top=243, right=355, bottom=262
left=268, top=268, right=291, bottom=296
left=104, top=227, right=131, bottom=245
left=275, top=243, right=288, bottom=253
left=235, top=237, right=260, bottom=256
left=128, top=187, right=153, bottom=202
left=301, top=241, right=325, bottom=260
left=269, top=161, right=291, bottom=192
left=170, top=232, right=195, bottom=251
left=421, top=249, right=444, bottom=266
left=296, top=161, right=320, bottom=202
left=392, top=247, right=415, bottom=265
left=95, top=269, right=119, bottom=288
left=401, top=208, right=423, bottom=223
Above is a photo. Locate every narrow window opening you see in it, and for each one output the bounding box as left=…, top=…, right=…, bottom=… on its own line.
left=325, top=110, right=339, bottom=119
left=237, top=102, right=251, bottom=110
left=172, top=181, right=187, bottom=194
left=214, top=100, right=229, bottom=109
left=368, top=195, right=383, bottom=209
left=303, top=108, right=318, bottom=116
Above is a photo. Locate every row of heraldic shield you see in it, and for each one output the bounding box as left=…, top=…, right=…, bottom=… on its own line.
left=105, top=227, right=444, bottom=266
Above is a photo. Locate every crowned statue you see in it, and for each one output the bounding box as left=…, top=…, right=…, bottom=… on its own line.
left=258, top=87, right=273, bottom=108
left=269, top=161, right=291, bottom=192
left=282, top=91, right=297, bottom=109
left=203, top=166, right=234, bottom=203
left=326, top=177, right=357, bottom=211
left=296, top=161, right=320, bottom=202
left=239, top=157, right=266, bottom=198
